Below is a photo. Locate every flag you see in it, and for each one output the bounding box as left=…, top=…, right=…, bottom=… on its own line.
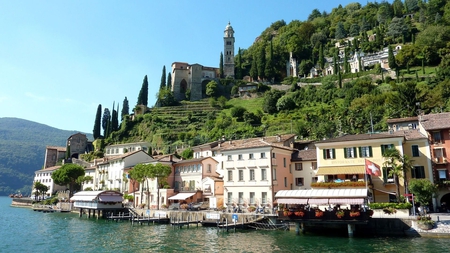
left=365, top=159, right=381, bottom=176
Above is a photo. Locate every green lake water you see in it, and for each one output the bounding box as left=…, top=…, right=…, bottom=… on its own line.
left=1, top=196, right=448, bottom=253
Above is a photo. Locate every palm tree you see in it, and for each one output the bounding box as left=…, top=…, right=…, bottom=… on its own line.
left=382, top=147, right=413, bottom=202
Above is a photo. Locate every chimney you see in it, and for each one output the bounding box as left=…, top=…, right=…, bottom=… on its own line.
left=169, top=155, right=173, bottom=162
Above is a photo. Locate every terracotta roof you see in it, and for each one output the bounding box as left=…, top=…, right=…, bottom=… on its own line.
left=153, top=154, right=182, bottom=163
left=37, top=166, right=61, bottom=172
left=316, top=133, right=403, bottom=143
left=292, top=149, right=317, bottom=161
left=98, top=150, right=153, bottom=165
left=212, top=134, right=296, bottom=151
left=420, top=112, right=450, bottom=131
left=175, top=157, right=217, bottom=165
left=386, top=116, right=418, bottom=124
left=387, top=130, right=427, bottom=140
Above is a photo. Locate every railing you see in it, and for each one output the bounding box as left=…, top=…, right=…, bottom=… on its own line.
left=278, top=209, right=373, bottom=221
left=311, top=181, right=366, bottom=188
left=434, top=157, right=447, bottom=164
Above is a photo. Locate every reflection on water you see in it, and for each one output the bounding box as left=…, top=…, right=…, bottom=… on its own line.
left=2, top=197, right=449, bottom=253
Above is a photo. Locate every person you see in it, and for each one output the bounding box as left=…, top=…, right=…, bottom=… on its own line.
left=352, top=175, right=357, bottom=182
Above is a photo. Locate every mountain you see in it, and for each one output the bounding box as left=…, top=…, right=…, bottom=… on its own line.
left=0, top=117, right=92, bottom=196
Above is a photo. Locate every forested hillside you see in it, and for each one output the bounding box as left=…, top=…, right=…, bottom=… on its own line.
left=98, top=1, right=450, bottom=154
left=0, top=118, right=92, bottom=195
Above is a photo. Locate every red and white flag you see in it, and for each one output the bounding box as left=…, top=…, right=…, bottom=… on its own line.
left=365, top=159, right=381, bottom=176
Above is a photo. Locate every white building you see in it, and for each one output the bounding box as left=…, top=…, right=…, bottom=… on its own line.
left=32, top=166, right=66, bottom=196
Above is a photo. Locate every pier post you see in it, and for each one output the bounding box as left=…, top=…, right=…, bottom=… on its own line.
left=295, top=222, right=300, bottom=235
left=347, top=224, right=355, bottom=238
left=301, top=222, right=306, bottom=234
left=226, top=218, right=228, bottom=232
left=79, top=208, right=83, bottom=217
left=88, top=209, right=91, bottom=218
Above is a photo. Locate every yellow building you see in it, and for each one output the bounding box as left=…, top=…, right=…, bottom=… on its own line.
left=314, top=131, right=432, bottom=204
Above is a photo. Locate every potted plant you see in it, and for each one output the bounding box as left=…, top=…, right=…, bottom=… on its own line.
left=382, top=207, right=397, bottom=215
left=283, top=208, right=289, bottom=216
left=294, top=211, right=305, bottom=217
left=315, top=210, right=324, bottom=218
left=349, top=210, right=360, bottom=217
left=336, top=210, right=345, bottom=218
left=367, top=209, right=374, bottom=217
left=416, top=215, right=435, bottom=230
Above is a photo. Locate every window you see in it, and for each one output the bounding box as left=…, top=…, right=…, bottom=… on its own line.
left=323, top=149, right=335, bottom=159
left=283, top=158, right=286, bottom=167
left=228, top=170, right=233, bottom=181
left=326, top=175, right=338, bottom=182
left=261, top=169, right=267, bottom=180
left=381, top=144, right=394, bottom=156
left=212, top=151, right=217, bottom=156
left=249, top=169, right=255, bottom=181
left=273, top=168, right=277, bottom=180
left=249, top=153, right=254, bottom=159
left=295, top=163, right=303, bottom=171
left=295, top=178, right=304, bottom=186
left=433, top=131, right=442, bottom=143
left=207, top=164, right=211, bottom=173
left=250, top=192, right=255, bottom=204
left=262, top=192, right=267, bottom=204
left=359, top=146, right=373, bottom=158
left=411, top=166, right=425, bottom=179
left=311, top=162, right=317, bottom=170
left=434, top=148, right=444, bottom=158
left=227, top=155, right=232, bottom=161
left=238, top=192, right=244, bottom=204
left=344, top=147, right=357, bottom=158
left=260, top=153, right=266, bottom=158
left=312, top=177, right=318, bottom=183
left=412, top=145, right=420, bottom=157
left=227, top=192, right=233, bottom=204
left=238, top=154, right=243, bottom=160
left=284, top=177, right=287, bottom=187
left=382, top=167, right=394, bottom=183
left=438, top=170, right=448, bottom=181
left=239, top=170, right=244, bottom=181
left=272, top=153, right=276, bottom=158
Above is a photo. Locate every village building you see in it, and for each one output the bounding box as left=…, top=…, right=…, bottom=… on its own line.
left=32, top=165, right=65, bottom=196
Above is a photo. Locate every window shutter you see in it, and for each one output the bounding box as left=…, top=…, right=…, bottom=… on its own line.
left=323, top=149, right=326, bottom=159
left=382, top=168, right=387, bottom=183
left=344, top=148, right=347, bottom=158
left=411, top=167, right=416, bottom=178
left=332, top=149, right=335, bottom=159
left=381, top=145, right=385, bottom=156
left=358, top=147, right=362, bottom=157
left=353, top=147, right=357, bottom=157
left=369, top=146, right=373, bottom=157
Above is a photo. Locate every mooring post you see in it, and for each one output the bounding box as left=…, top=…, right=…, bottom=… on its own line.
left=347, top=224, right=355, bottom=238
left=295, top=222, right=300, bottom=235
left=226, top=218, right=229, bottom=232
left=79, top=208, right=83, bottom=217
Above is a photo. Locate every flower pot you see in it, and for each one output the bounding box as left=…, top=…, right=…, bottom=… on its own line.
left=417, top=222, right=433, bottom=230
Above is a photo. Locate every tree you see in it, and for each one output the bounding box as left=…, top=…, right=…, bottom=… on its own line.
left=128, top=163, right=148, bottom=206
left=76, top=175, right=93, bottom=190
left=51, top=164, right=85, bottom=198
left=137, top=75, right=148, bottom=106
left=265, top=41, right=275, bottom=81
left=121, top=97, right=129, bottom=121
left=409, top=179, right=438, bottom=213
left=93, top=104, right=102, bottom=139
left=101, top=108, right=110, bottom=137
left=318, top=44, right=324, bottom=70
left=386, top=17, right=409, bottom=41
left=262, top=89, right=284, bottom=114
left=157, top=88, right=177, bottom=107
left=180, top=148, right=193, bottom=160
left=160, top=66, right=166, bottom=90
left=111, top=102, right=119, bottom=132
left=405, top=0, right=418, bottom=12
left=219, top=52, right=224, bottom=78
left=388, top=45, right=397, bottom=70
left=206, top=80, right=218, bottom=97
left=257, top=46, right=266, bottom=80
left=335, top=21, right=346, bottom=40
left=249, top=56, right=258, bottom=81
left=299, top=60, right=313, bottom=77
left=236, top=47, right=242, bottom=80
left=148, top=163, right=172, bottom=210
left=167, top=73, right=172, bottom=90
left=33, top=181, right=49, bottom=200
left=349, top=24, right=360, bottom=37
left=382, top=148, right=413, bottom=202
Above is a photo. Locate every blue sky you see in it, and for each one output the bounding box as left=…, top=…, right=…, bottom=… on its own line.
left=0, top=0, right=379, bottom=134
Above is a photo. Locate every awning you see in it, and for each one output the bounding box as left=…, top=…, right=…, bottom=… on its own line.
left=307, top=199, right=329, bottom=205
left=168, top=192, right=195, bottom=200
left=276, top=198, right=308, bottom=204
left=316, top=166, right=365, bottom=175
left=70, top=195, right=96, bottom=201
left=328, top=198, right=364, bottom=205
left=275, top=189, right=368, bottom=198
left=98, top=195, right=123, bottom=202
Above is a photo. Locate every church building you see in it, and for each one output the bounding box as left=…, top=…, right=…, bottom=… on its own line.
left=171, top=22, right=235, bottom=101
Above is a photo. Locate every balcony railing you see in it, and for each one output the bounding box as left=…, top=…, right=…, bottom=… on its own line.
left=311, top=181, right=366, bottom=188
left=433, top=157, right=447, bottom=164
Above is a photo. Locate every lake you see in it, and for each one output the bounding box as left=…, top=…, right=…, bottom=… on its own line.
left=1, top=196, right=449, bottom=253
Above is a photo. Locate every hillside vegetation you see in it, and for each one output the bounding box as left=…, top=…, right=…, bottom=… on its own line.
left=0, top=118, right=92, bottom=195
left=99, top=1, right=450, bottom=153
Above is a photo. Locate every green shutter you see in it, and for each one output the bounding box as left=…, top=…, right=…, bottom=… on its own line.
left=358, top=147, right=362, bottom=157
left=344, top=148, right=347, bottom=158
left=332, top=148, right=335, bottom=159
left=369, top=146, right=373, bottom=157
left=381, top=145, right=385, bottom=156
left=323, top=149, right=326, bottom=159
left=382, top=167, right=387, bottom=183
left=353, top=147, right=357, bottom=158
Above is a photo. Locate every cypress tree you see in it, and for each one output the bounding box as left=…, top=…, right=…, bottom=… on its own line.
left=265, top=41, right=274, bottom=81
left=388, top=45, right=397, bottom=71
left=137, top=75, right=148, bottom=106
left=338, top=71, right=342, bottom=88
left=167, top=73, right=172, bottom=90
left=111, top=102, right=119, bottom=132
left=344, top=48, right=349, bottom=73
left=318, top=44, right=324, bottom=70
left=160, top=66, right=166, bottom=89
left=257, top=46, right=266, bottom=80
left=236, top=47, right=242, bottom=80
left=93, top=104, right=102, bottom=139
left=102, top=108, right=110, bottom=137
left=121, top=97, right=129, bottom=121
left=219, top=52, right=224, bottom=78
left=249, top=56, right=258, bottom=81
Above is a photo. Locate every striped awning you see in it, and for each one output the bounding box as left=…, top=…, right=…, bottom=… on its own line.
left=316, top=166, right=365, bottom=175
left=168, top=192, right=195, bottom=200
left=328, top=198, right=364, bottom=205
left=307, top=199, right=329, bottom=205
left=276, top=198, right=308, bottom=204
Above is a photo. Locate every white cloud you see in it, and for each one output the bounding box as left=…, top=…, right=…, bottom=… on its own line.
left=25, top=92, right=46, bottom=101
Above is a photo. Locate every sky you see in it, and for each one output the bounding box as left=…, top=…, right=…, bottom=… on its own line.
left=0, top=0, right=381, bottom=133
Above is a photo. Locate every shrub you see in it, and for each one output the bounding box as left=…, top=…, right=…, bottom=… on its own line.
left=369, top=202, right=412, bottom=210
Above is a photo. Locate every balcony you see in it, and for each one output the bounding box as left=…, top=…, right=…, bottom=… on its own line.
left=311, top=181, right=366, bottom=188
left=278, top=209, right=372, bottom=222
left=433, top=157, right=448, bottom=164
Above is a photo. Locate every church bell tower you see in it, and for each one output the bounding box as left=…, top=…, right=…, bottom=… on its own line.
left=223, top=22, right=235, bottom=78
